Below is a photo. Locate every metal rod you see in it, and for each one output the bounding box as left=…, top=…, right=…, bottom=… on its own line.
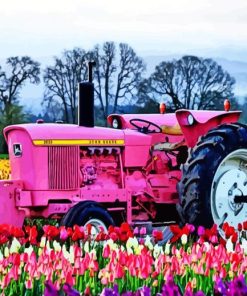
left=88, top=61, right=96, bottom=83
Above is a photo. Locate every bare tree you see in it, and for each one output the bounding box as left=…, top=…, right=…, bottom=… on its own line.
left=0, top=56, right=40, bottom=112
left=91, top=42, right=145, bottom=120
left=43, top=48, right=89, bottom=123
left=0, top=104, right=30, bottom=153
left=43, top=43, right=145, bottom=124
left=138, top=56, right=235, bottom=111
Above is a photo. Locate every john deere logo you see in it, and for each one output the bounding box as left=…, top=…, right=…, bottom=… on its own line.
left=13, top=144, right=22, bottom=157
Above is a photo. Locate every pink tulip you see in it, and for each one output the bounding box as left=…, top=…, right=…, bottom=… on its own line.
left=60, top=227, right=69, bottom=241
left=114, top=262, right=125, bottom=278
left=103, top=244, right=110, bottom=258
left=65, top=271, right=74, bottom=286
left=74, top=246, right=82, bottom=258
left=25, top=278, right=33, bottom=290
left=133, top=227, right=139, bottom=235
left=101, top=276, right=108, bottom=285
left=84, top=286, right=91, bottom=296
left=140, top=227, right=146, bottom=236
left=2, top=274, right=11, bottom=289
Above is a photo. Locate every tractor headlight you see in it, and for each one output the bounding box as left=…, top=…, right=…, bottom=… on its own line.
left=187, top=114, right=194, bottom=125
left=112, top=118, right=119, bottom=129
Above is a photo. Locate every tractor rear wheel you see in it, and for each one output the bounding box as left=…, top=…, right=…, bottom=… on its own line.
left=61, top=201, right=115, bottom=234
left=177, top=123, right=247, bottom=233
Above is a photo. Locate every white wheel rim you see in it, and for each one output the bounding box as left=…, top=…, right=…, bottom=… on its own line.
left=211, top=149, right=247, bottom=233
left=84, top=219, right=108, bottom=236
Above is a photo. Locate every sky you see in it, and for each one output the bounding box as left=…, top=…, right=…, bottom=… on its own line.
left=1, top=0, right=247, bottom=60
left=1, top=0, right=247, bottom=112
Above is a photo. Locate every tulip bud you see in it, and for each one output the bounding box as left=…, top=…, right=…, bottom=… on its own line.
left=84, top=241, right=89, bottom=253
left=4, top=247, right=9, bottom=258
left=9, top=237, right=21, bottom=254
left=53, top=240, right=61, bottom=252
left=165, top=242, right=171, bottom=255
left=40, top=236, right=46, bottom=248
left=226, top=239, right=234, bottom=253
left=181, top=234, right=188, bottom=245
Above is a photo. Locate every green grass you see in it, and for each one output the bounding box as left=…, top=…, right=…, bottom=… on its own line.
left=0, top=154, right=8, bottom=159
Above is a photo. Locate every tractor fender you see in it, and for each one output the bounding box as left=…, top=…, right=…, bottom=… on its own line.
left=175, top=109, right=241, bottom=147
left=0, top=180, right=25, bottom=227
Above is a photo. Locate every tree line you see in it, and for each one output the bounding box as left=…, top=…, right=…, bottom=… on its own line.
left=0, top=41, right=246, bottom=140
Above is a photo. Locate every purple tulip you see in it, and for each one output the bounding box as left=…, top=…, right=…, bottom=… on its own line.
left=227, top=275, right=247, bottom=295
left=139, top=286, right=151, bottom=296
left=197, top=226, right=205, bottom=236
left=44, top=280, right=59, bottom=296
left=194, top=292, right=205, bottom=296
left=161, top=276, right=182, bottom=296
left=214, top=277, right=227, bottom=295
left=100, top=284, right=120, bottom=296
left=63, top=283, right=80, bottom=296
left=187, top=224, right=195, bottom=233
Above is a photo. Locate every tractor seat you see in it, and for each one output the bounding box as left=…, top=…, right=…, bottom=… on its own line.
left=153, top=139, right=185, bottom=152
left=161, top=123, right=182, bottom=135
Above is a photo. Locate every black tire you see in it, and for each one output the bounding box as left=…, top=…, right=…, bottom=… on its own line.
left=60, top=201, right=97, bottom=227
left=61, top=201, right=115, bottom=230
left=177, top=123, right=247, bottom=229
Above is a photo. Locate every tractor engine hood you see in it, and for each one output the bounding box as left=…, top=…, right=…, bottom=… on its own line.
left=4, top=124, right=125, bottom=146
left=4, top=123, right=151, bottom=147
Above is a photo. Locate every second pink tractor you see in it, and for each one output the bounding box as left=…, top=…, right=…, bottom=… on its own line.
left=1, top=65, right=247, bottom=236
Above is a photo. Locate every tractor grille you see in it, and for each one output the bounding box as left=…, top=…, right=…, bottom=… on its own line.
left=48, top=146, right=80, bottom=190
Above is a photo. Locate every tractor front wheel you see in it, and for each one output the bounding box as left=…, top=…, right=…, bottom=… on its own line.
left=177, top=123, right=247, bottom=234
left=61, top=201, right=115, bottom=235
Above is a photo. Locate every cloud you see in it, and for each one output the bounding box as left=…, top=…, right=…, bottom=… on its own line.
left=0, top=0, right=247, bottom=58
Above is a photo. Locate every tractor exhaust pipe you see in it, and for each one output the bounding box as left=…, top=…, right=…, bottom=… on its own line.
left=78, top=61, right=96, bottom=127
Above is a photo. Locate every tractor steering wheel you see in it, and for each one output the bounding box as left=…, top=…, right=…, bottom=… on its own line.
left=129, top=118, right=162, bottom=134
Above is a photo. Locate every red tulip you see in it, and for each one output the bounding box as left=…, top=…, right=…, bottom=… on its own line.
left=0, top=235, right=8, bottom=245
left=238, top=223, right=243, bottom=232
left=231, top=232, right=238, bottom=244
left=152, top=229, right=163, bottom=242
left=12, top=253, right=20, bottom=266
left=11, top=226, right=25, bottom=238
left=43, top=225, right=60, bottom=239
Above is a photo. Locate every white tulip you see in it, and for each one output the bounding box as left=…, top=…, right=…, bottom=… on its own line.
left=9, top=237, right=21, bottom=254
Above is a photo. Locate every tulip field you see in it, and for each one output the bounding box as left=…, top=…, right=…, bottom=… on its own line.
left=0, top=221, right=245, bottom=295
left=0, top=159, right=247, bottom=295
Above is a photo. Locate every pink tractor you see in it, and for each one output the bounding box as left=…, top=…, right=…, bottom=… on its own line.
left=1, top=66, right=247, bottom=235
